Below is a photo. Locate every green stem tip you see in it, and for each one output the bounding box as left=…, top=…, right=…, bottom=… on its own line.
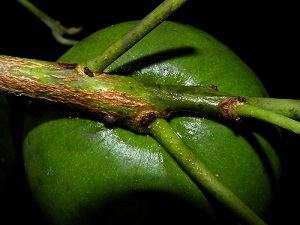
left=85, top=0, right=188, bottom=73
left=237, top=103, right=300, bottom=135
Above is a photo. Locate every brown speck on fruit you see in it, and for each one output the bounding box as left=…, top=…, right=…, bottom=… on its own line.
left=209, top=84, right=218, bottom=91
left=84, top=67, right=94, bottom=77
left=218, top=96, right=246, bottom=121
left=57, top=62, right=77, bottom=69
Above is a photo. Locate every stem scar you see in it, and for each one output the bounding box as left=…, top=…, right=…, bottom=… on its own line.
left=84, top=67, right=94, bottom=77
left=218, top=96, right=246, bottom=121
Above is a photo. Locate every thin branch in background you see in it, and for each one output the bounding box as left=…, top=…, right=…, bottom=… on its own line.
left=17, top=0, right=82, bottom=45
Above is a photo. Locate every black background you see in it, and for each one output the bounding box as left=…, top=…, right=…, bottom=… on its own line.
left=1, top=1, right=299, bottom=224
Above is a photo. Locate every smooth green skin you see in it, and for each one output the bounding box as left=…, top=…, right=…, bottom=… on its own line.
left=23, top=21, right=281, bottom=225
left=0, top=95, right=15, bottom=194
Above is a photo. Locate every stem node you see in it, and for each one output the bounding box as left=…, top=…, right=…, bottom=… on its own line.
left=218, top=96, right=246, bottom=121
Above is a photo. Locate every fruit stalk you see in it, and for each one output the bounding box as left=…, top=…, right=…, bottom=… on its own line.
left=245, top=97, right=300, bottom=119
left=237, top=104, right=300, bottom=134
left=149, top=118, right=268, bottom=225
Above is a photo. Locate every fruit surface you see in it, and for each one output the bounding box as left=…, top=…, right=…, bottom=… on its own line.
left=23, top=21, right=282, bottom=224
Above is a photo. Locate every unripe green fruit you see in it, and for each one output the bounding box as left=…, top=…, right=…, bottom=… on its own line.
left=23, top=21, right=281, bottom=224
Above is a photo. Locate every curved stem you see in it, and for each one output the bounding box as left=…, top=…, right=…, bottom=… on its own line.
left=237, top=104, right=300, bottom=135
left=84, top=0, right=188, bottom=73
left=149, top=118, right=267, bottom=225
left=17, top=0, right=82, bottom=45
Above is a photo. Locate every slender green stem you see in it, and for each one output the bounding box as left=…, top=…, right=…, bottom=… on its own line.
left=17, top=0, right=82, bottom=45
left=237, top=104, right=300, bottom=135
left=246, top=97, right=300, bottom=120
left=149, top=118, right=267, bottom=225
left=84, top=0, right=188, bottom=73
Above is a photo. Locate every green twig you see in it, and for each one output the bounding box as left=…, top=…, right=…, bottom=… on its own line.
left=84, top=0, right=188, bottom=73
left=149, top=118, right=267, bottom=225
left=237, top=104, right=300, bottom=135
left=246, top=97, right=300, bottom=120
left=17, top=0, right=82, bottom=45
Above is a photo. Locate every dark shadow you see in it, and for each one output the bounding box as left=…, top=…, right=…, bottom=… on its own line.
left=83, top=190, right=236, bottom=225
left=109, top=47, right=196, bottom=75
left=0, top=95, right=47, bottom=225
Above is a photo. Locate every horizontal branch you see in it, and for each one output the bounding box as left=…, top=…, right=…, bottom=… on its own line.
left=0, top=55, right=227, bottom=132
left=2, top=55, right=300, bottom=134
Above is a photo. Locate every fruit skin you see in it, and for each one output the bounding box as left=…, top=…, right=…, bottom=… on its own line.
left=23, top=21, right=282, bottom=224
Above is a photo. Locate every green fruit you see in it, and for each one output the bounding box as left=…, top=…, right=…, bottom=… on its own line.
left=0, top=95, right=15, bottom=194
left=23, top=21, right=281, bottom=224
